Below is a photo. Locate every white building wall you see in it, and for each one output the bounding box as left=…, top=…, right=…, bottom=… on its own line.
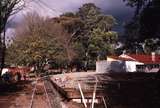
left=96, top=60, right=144, bottom=73
left=96, top=60, right=109, bottom=73
left=125, top=61, right=144, bottom=72
left=96, top=60, right=126, bottom=73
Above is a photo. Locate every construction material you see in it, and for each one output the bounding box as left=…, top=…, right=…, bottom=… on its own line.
left=91, top=77, right=98, bottom=108
left=102, top=97, right=108, bottom=108
left=78, top=82, right=87, bottom=108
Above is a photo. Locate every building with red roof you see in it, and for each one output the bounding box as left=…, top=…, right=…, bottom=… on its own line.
left=96, top=54, right=160, bottom=73
left=128, top=54, right=160, bottom=64
left=127, top=54, right=160, bottom=72
left=108, top=54, right=160, bottom=73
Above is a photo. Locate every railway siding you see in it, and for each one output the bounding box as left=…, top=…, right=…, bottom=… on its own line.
left=51, top=72, right=160, bottom=108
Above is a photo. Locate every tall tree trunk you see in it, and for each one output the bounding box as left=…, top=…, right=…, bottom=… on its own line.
left=0, top=34, right=2, bottom=72
left=0, top=24, right=6, bottom=74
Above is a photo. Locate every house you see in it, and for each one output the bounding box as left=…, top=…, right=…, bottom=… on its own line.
left=96, top=53, right=160, bottom=73
left=128, top=54, right=160, bottom=72
left=96, top=55, right=143, bottom=73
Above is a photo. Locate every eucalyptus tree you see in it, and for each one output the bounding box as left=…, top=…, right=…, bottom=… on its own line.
left=61, top=3, right=118, bottom=70
left=123, top=0, right=151, bottom=17
left=0, top=0, right=24, bottom=71
left=76, top=3, right=117, bottom=70
left=6, top=3, right=118, bottom=72
left=6, top=13, right=82, bottom=72
left=123, top=0, right=160, bottom=54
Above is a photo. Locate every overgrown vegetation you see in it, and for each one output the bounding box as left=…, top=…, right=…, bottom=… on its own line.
left=0, top=0, right=24, bottom=74
left=6, top=3, right=118, bottom=71
left=123, top=0, right=160, bottom=54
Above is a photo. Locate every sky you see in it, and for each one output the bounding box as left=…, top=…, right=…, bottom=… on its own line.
left=6, top=0, right=135, bottom=37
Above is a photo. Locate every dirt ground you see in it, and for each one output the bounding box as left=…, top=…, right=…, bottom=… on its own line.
left=0, top=80, right=49, bottom=108
left=0, top=79, right=85, bottom=108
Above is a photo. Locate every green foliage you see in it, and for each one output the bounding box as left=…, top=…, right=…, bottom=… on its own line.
left=90, top=28, right=117, bottom=57
left=0, top=0, right=23, bottom=69
left=77, top=3, right=100, bottom=20
left=144, top=39, right=160, bottom=54
left=123, top=0, right=160, bottom=54
left=6, top=3, right=118, bottom=71
left=76, top=3, right=117, bottom=61
left=6, top=13, right=81, bottom=68
left=0, top=0, right=22, bottom=33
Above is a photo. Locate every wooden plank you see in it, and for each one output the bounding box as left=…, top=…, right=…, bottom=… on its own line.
left=78, top=82, right=87, bottom=108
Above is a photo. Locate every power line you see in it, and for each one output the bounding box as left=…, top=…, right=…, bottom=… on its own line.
left=35, top=0, right=63, bottom=15
left=34, top=0, right=58, bottom=16
left=39, top=0, right=61, bottom=13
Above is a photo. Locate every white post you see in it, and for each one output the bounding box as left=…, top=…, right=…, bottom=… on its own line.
left=78, top=82, right=87, bottom=108
left=91, top=77, right=98, bottom=108
left=152, top=52, right=155, bottom=62
left=102, top=96, right=107, bottom=108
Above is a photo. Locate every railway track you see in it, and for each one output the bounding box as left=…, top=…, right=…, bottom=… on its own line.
left=51, top=72, right=160, bottom=108
left=0, top=76, right=67, bottom=108
left=29, top=76, right=66, bottom=108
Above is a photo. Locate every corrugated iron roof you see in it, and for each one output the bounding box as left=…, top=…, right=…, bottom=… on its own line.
left=108, top=55, right=136, bottom=61
left=128, top=54, right=160, bottom=64
left=108, top=54, right=160, bottom=64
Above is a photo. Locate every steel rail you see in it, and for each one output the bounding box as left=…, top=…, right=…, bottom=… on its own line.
left=43, top=80, right=53, bottom=108
left=29, top=79, right=38, bottom=108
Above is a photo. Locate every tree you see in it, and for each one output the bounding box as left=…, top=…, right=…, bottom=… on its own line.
left=123, top=0, right=150, bottom=17
left=123, top=0, right=160, bottom=54
left=47, top=15, right=86, bottom=71
left=6, top=12, right=81, bottom=72
left=90, top=28, right=118, bottom=60
left=144, top=38, right=160, bottom=54
left=6, top=3, right=118, bottom=72
left=76, top=3, right=117, bottom=70
left=0, top=0, right=24, bottom=71
left=6, top=13, right=50, bottom=67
